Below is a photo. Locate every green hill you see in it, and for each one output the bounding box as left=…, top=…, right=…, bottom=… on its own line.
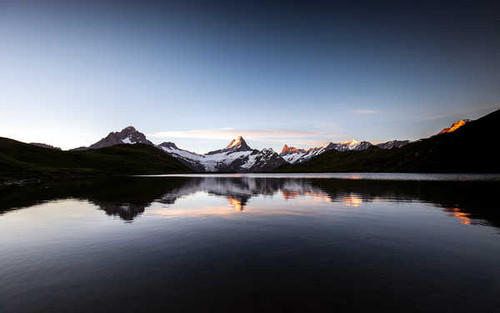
left=275, top=109, right=500, bottom=173
left=0, top=139, right=191, bottom=182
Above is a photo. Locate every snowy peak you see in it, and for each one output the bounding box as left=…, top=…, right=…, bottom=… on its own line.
left=280, top=144, right=324, bottom=155
left=341, top=139, right=360, bottom=146
left=160, top=137, right=285, bottom=172
left=225, top=136, right=251, bottom=151
left=206, top=136, right=252, bottom=155
left=281, top=139, right=407, bottom=164
left=83, top=126, right=153, bottom=150
left=337, top=139, right=372, bottom=151
left=227, top=136, right=245, bottom=148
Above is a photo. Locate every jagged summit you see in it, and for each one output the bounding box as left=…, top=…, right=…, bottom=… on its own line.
left=212, top=136, right=252, bottom=153
left=280, top=144, right=324, bottom=155
left=226, top=136, right=250, bottom=150
left=122, top=126, right=137, bottom=132
left=281, top=145, right=300, bottom=154
left=79, top=126, right=153, bottom=150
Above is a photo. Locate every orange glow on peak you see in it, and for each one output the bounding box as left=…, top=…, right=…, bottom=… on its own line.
left=341, top=139, right=360, bottom=145
left=281, top=145, right=325, bottom=154
left=439, top=120, right=468, bottom=134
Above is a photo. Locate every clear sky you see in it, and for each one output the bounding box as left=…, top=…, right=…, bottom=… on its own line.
left=1, top=0, right=499, bottom=152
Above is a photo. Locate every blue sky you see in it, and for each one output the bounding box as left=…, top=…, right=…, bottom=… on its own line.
left=1, top=1, right=499, bottom=152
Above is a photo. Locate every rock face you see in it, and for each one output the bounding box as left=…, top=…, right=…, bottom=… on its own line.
left=75, top=126, right=154, bottom=150
left=159, top=136, right=287, bottom=172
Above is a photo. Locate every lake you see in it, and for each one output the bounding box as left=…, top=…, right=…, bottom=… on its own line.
left=1, top=174, right=500, bottom=312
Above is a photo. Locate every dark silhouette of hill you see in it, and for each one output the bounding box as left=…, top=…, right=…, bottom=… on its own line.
left=275, top=109, right=500, bottom=173
left=0, top=138, right=190, bottom=182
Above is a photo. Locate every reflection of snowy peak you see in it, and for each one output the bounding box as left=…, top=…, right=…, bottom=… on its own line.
left=159, top=137, right=286, bottom=172
left=157, top=177, right=328, bottom=210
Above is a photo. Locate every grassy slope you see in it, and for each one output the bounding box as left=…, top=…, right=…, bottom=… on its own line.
left=276, top=109, right=500, bottom=173
left=0, top=139, right=191, bottom=181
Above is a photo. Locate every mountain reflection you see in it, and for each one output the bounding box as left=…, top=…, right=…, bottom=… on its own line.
left=0, top=176, right=499, bottom=229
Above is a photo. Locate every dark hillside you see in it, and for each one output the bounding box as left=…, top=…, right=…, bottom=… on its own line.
left=0, top=139, right=190, bottom=182
left=276, top=109, right=500, bottom=173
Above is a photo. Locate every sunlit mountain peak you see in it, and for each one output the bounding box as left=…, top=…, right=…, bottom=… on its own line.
left=439, top=120, right=469, bottom=134
left=341, top=139, right=360, bottom=146
left=227, top=136, right=247, bottom=149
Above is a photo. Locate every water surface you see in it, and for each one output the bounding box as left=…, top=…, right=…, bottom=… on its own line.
left=1, top=174, right=499, bottom=312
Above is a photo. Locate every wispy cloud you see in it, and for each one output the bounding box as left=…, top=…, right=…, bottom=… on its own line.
left=148, top=128, right=321, bottom=140
left=353, top=109, right=380, bottom=114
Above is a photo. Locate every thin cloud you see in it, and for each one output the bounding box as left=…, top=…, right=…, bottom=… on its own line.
left=353, top=109, right=380, bottom=114
left=148, top=129, right=321, bottom=140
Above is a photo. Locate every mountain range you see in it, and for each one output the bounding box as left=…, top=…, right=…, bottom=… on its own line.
left=1, top=109, right=498, bottom=182
left=71, top=126, right=412, bottom=172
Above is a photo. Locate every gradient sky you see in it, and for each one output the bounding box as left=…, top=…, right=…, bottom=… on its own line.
left=1, top=0, right=499, bottom=152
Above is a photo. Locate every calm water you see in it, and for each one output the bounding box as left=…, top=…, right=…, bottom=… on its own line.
left=1, top=174, right=500, bottom=312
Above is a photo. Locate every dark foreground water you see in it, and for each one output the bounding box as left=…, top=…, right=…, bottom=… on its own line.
left=1, top=174, right=500, bottom=312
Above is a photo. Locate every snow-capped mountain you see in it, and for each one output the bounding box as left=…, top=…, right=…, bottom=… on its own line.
left=280, top=140, right=371, bottom=164
left=73, top=126, right=153, bottom=151
left=73, top=126, right=409, bottom=170
left=280, top=139, right=409, bottom=164
left=159, top=136, right=286, bottom=172
left=280, top=145, right=329, bottom=164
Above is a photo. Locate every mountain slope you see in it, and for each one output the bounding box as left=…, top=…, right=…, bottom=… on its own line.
left=0, top=138, right=190, bottom=182
left=276, top=109, right=500, bottom=173
left=158, top=142, right=206, bottom=172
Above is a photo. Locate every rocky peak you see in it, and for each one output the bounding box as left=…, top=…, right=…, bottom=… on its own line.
left=225, top=136, right=251, bottom=151
left=87, top=126, right=153, bottom=150
left=281, top=144, right=325, bottom=155
left=280, top=145, right=301, bottom=155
